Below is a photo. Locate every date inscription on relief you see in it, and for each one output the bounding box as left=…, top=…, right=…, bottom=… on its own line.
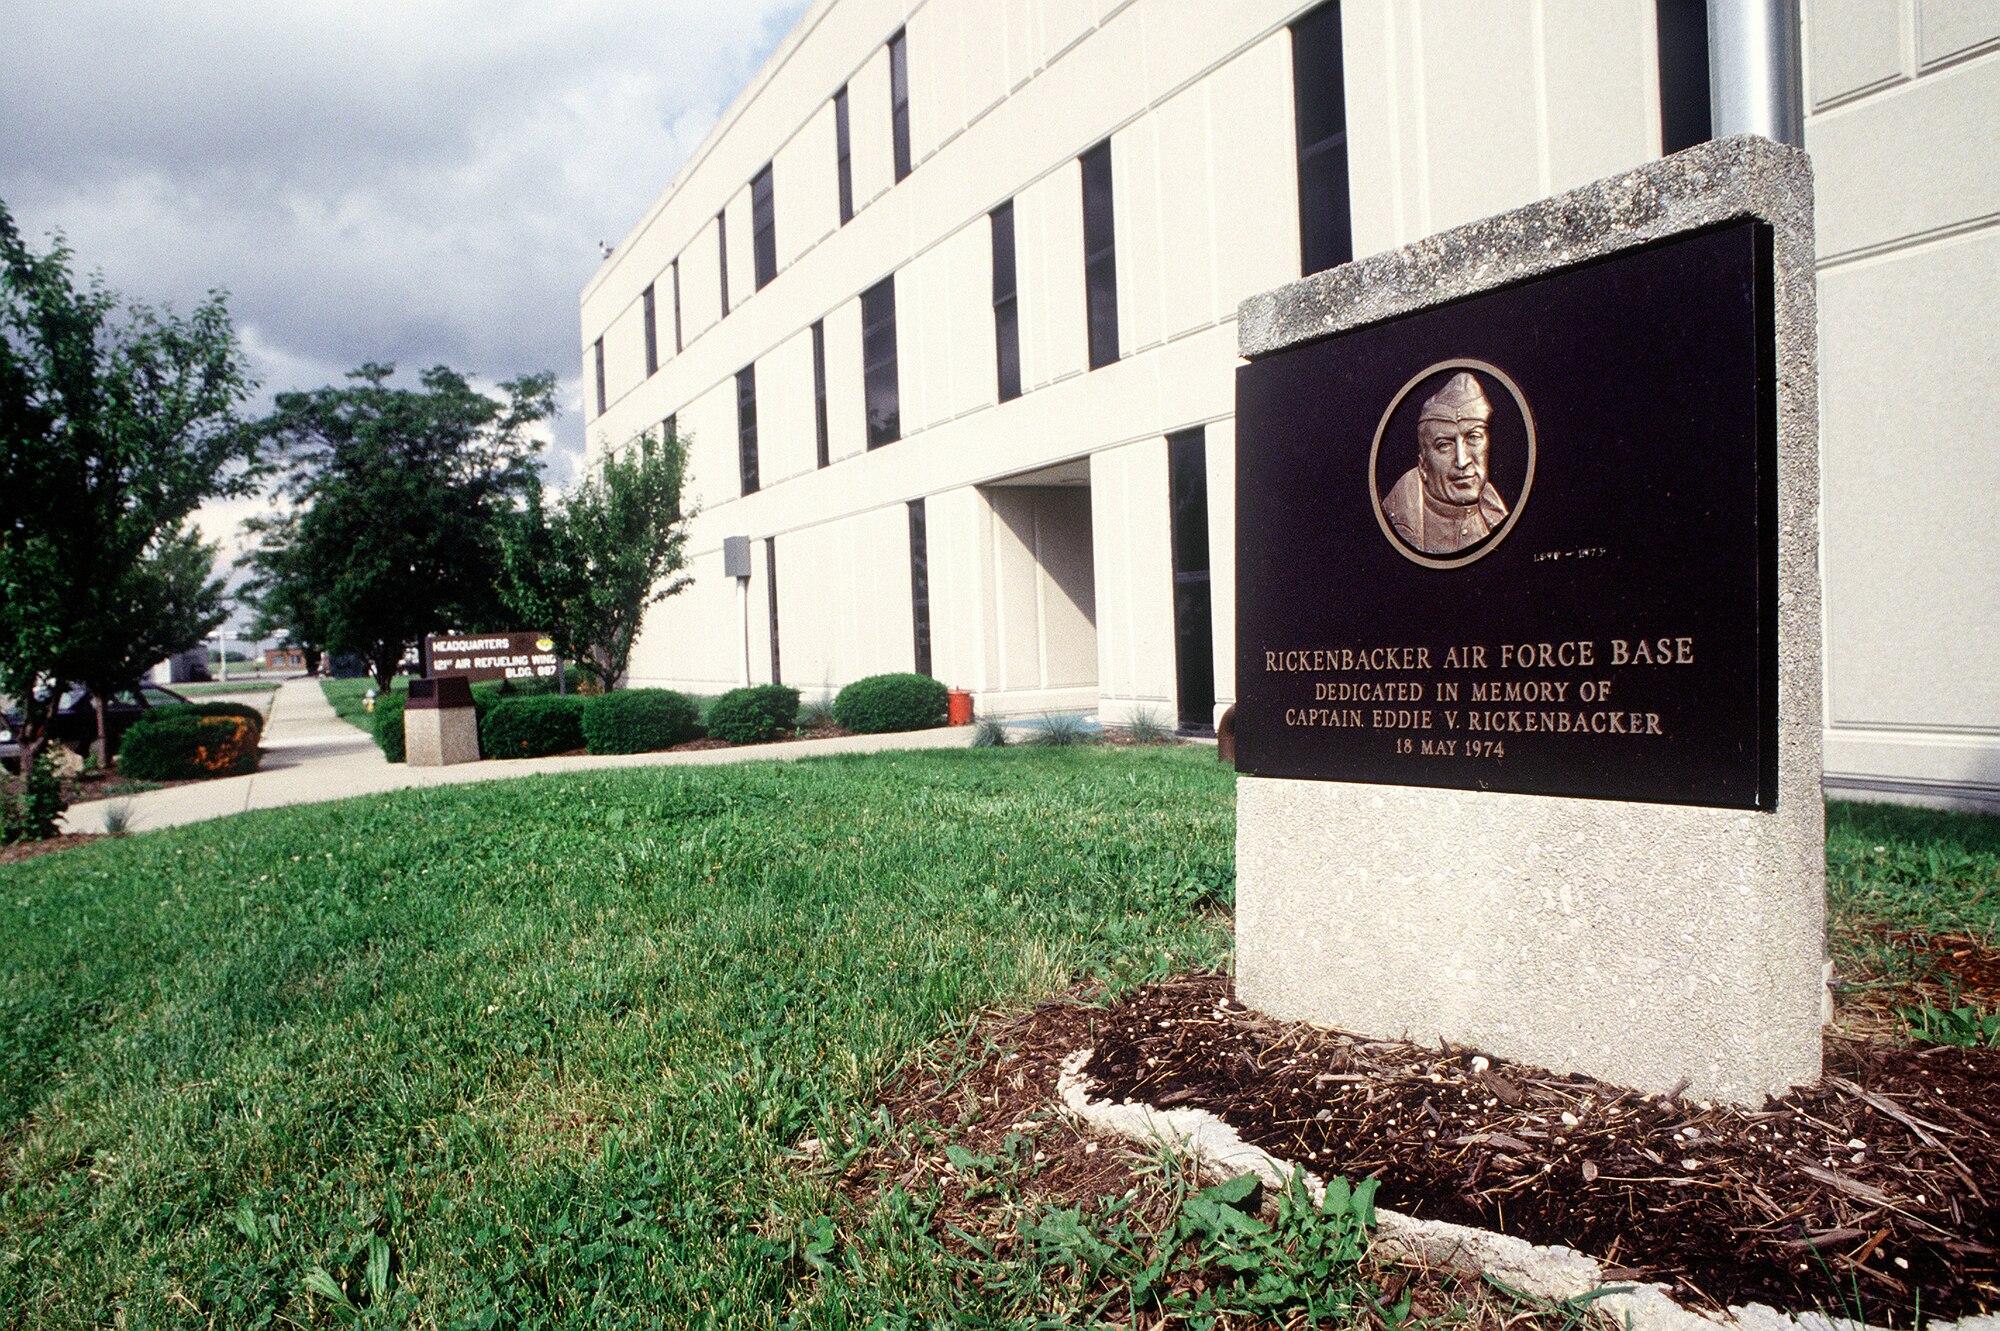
left=1234, top=222, right=1778, bottom=809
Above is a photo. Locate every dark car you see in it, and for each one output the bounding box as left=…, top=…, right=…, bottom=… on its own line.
left=1, top=684, right=192, bottom=770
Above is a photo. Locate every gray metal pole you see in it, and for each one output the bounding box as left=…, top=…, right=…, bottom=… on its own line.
left=1707, top=0, right=1805, bottom=146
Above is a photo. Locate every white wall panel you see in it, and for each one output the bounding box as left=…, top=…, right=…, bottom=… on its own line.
left=1090, top=438, right=1175, bottom=719
left=1419, top=2, right=1544, bottom=232
left=723, top=185, right=755, bottom=313
left=678, top=377, right=740, bottom=516
left=758, top=327, right=819, bottom=486
left=1205, top=416, right=1237, bottom=721
left=1541, top=0, right=1659, bottom=193
left=774, top=504, right=916, bottom=687
left=1918, top=0, right=2000, bottom=67
left=680, top=219, right=722, bottom=341
left=849, top=46, right=896, bottom=213
left=1112, top=115, right=1166, bottom=356
left=1809, top=0, right=1909, bottom=106
left=1038, top=0, right=1095, bottom=65
left=776, top=102, right=839, bottom=267
left=925, top=485, right=987, bottom=691
left=822, top=296, right=867, bottom=461
left=1016, top=160, right=1087, bottom=390
left=1151, top=79, right=1221, bottom=339
left=627, top=548, right=743, bottom=691
left=1209, top=33, right=1302, bottom=310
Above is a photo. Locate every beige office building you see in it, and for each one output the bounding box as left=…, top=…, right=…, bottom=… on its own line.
left=581, top=0, right=1999, bottom=811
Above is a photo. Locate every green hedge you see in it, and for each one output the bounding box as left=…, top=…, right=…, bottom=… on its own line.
left=581, top=689, right=701, bottom=755
left=834, top=673, right=948, bottom=735
left=706, top=685, right=800, bottom=745
left=118, top=709, right=262, bottom=780
left=480, top=695, right=586, bottom=759
left=373, top=694, right=408, bottom=762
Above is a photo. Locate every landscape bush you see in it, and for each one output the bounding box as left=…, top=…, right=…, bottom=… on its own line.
left=834, top=673, right=948, bottom=735
left=1, top=752, right=65, bottom=842
left=581, top=689, right=700, bottom=755
left=117, top=709, right=261, bottom=780
left=480, top=695, right=586, bottom=759
left=705, top=684, right=800, bottom=745
left=373, top=693, right=407, bottom=762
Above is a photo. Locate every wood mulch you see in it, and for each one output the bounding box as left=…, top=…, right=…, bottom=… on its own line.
left=1078, top=973, right=1998, bottom=1324
left=0, top=833, right=105, bottom=866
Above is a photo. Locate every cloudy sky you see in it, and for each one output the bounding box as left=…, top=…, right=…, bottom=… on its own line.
left=1, top=0, right=808, bottom=630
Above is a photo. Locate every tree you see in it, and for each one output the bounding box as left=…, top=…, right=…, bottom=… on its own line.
left=250, top=363, right=553, bottom=689
left=239, top=509, right=329, bottom=675
left=502, top=424, right=693, bottom=692
left=0, top=200, right=255, bottom=771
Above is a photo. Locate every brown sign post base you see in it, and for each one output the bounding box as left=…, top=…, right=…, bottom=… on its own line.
left=404, top=676, right=481, bottom=767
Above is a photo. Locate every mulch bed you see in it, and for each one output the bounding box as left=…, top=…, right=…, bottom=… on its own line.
left=1079, top=973, right=1999, bottom=1324
left=0, top=832, right=105, bottom=866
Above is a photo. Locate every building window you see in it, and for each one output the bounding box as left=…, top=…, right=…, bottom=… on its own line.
left=1656, top=0, right=1713, bottom=153
left=751, top=163, right=777, bottom=291
left=811, top=319, right=830, bottom=468
left=671, top=259, right=683, bottom=353
left=663, top=412, right=677, bottom=444
left=990, top=201, right=1021, bottom=403
left=1080, top=139, right=1119, bottom=371
left=717, top=209, right=730, bottom=316
left=765, top=537, right=782, bottom=685
left=642, top=283, right=658, bottom=377
left=736, top=364, right=758, bottom=496
left=889, top=29, right=912, bottom=183
left=1167, top=428, right=1215, bottom=733
left=1291, top=1, right=1353, bottom=276
left=908, top=498, right=932, bottom=676
left=834, top=85, right=854, bottom=224
left=861, top=275, right=901, bottom=447
left=593, top=337, right=606, bottom=417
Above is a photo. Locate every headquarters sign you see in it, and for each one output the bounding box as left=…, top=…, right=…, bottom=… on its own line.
left=425, top=632, right=560, bottom=683
left=1235, top=221, right=1776, bottom=811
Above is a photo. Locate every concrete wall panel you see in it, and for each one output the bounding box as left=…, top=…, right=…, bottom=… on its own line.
left=1808, top=0, right=1910, bottom=107
left=1919, top=0, right=2000, bottom=67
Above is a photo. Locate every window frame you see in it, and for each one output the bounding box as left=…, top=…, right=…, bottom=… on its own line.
left=811, top=318, right=830, bottom=468
left=1290, top=1, right=1354, bottom=277
left=642, top=282, right=658, bottom=377
left=833, top=85, right=855, bottom=224
left=593, top=336, right=606, bottom=417
left=991, top=200, right=1021, bottom=403
left=860, top=275, right=901, bottom=448
left=716, top=208, right=731, bottom=316
left=889, top=29, right=912, bottom=183
left=1080, top=139, right=1120, bottom=372
left=751, top=163, right=778, bottom=291
left=908, top=498, right=932, bottom=676
left=735, top=364, right=759, bottom=496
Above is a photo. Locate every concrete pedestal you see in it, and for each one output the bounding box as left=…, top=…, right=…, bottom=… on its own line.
left=403, top=676, right=480, bottom=767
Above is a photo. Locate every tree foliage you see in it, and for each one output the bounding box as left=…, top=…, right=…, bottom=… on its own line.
left=245, top=363, right=553, bottom=689
left=0, top=199, right=255, bottom=771
left=501, top=424, right=693, bottom=692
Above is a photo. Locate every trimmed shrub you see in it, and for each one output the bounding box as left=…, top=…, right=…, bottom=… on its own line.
left=2, top=752, right=66, bottom=843
left=705, top=684, right=800, bottom=745
left=581, top=689, right=701, bottom=755
left=834, top=673, right=949, bottom=735
left=480, top=695, right=586, bottom=759
left=118, top=710, right=261, bottom=780
left=373, top=693, right=407, bottom=762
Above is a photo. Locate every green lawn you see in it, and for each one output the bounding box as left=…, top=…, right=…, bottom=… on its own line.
left=321, top=676, right=404, bottom=731
left=0, top=748, right=1236, bottom=1328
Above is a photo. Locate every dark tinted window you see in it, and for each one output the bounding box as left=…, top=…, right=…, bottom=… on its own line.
left=751, top=163, right=777, bottom=290
left=593, top=337, right=606, bottom=417
left=889, top=29, right=912, bottom=182
left=765, top=537, right=782, bottom=685
left=908, top=499, right=931, bottom=676
left=642, top=283, right=658, bottom=376
left=736, top=365, right=758, bottom=496
left=1080, top=140, right=1119, bottom=371
left=861, top=276, right=901, bottom=447
left=671, top=259, right=683, bottom=352
left=811, top=319, right=830, bottom=468
left=1291, top=2, right=1353, bottom=276
left=991, top=201, right=1021, bottom=402
left=834, top=86, right=854, bottom=224
left=1656, top=0, right=1713, bottom=153
left=663, top=412, right=677, bottom=444
left=1167, top=428, right=1215, bottom=732
left=716, top=209, right=730, bottom=315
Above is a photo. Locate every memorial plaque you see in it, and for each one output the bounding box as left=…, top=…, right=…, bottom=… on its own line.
left=424, top=631, right=560, bottom=683
left=1236, top=221, right=1776, bottom=810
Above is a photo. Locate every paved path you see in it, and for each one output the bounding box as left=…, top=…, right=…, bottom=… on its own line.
left=64, top=679, right=975, bottom=835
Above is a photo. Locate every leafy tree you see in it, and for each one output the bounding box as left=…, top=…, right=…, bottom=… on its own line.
left=502, top=424, right=693, bottom=692
left=0, top=200, right=256, bottom=771
left=250, top=363, right=553, bottom=689
left=239, top=509, right=329, bottom=674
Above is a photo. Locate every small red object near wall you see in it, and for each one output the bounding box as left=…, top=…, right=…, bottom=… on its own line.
left=947, top=689, right=974, bottom=726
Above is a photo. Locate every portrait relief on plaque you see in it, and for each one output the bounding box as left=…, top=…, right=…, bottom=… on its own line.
left=1368, top=360, right=1536, bottom=568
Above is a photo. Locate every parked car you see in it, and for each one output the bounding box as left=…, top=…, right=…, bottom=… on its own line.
left=1, top=684, right=192, bottom=769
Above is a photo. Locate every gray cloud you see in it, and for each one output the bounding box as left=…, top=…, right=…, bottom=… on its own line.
left=2, top=0, right=807, bottom=498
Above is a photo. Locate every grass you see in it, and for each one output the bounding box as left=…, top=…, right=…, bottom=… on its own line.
left=0, top=747, right=1235, bottom=1328
left=321, top=676, right=405, bottom=731
left=1827, top=799, right=2000, bottom=942
left=175, top=680, right=284, bottom=697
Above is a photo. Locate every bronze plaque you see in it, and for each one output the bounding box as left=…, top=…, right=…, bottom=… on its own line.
left=1234, top=221, right=1777, bottom=809
left=423, top=631, right=560, bottom=684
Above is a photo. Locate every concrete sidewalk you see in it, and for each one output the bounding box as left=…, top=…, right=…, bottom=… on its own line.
left=64, top=679, right=975, bottom=835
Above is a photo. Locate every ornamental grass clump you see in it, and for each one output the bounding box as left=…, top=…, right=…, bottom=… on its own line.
left=833, top=673, right=948, bottom=735
left=479, top=695, right=586, bottom=759
left=706, top=684, right=800, bottom=744
left=581, top=689, right=701, bottom=755
left=117, top=709, right=261, bottom=780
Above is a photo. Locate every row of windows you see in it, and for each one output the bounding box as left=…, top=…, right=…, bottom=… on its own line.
left=600, top=6, right=1351, bottom=423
